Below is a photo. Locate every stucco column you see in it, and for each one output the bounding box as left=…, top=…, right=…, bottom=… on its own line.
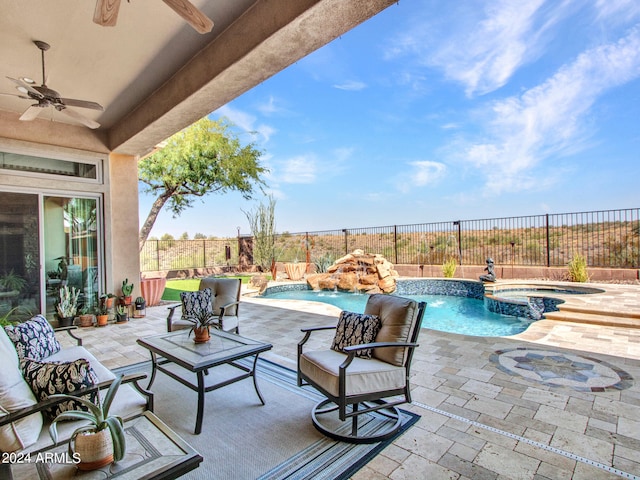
left=106, top=154, right=141, bottom=298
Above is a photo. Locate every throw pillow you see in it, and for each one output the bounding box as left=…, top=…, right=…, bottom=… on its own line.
left=4, top=314, right=61, bottom=361
left=181, top=288, right=213, bottom=319
left=21, top=358, right=99, bottom=420
left=331, top=311, right=382, bottom=359
left=0, top=327, right=42, bottom=452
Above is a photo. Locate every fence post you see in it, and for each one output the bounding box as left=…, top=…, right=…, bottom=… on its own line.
left=342, top=229, right=348, bottom=255
left=545, top=214, right=551, bottom=268
left=155, top=240, right=160, bottom=271
left=394, top=225, right=398, bottom=264
left=454, top=221, right=462, bottom=264
left=202, top=239, right=206, bottom=268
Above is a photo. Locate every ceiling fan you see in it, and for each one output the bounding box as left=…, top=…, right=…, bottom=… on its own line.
left=3, top=40, right=103, bottom=129
left=93, top=0, right=214, bottom=34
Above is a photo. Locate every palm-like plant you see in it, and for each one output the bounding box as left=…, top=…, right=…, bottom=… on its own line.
left=49, top=375, right=126, bottom=462
left=186, top=308, right=220, bottom=337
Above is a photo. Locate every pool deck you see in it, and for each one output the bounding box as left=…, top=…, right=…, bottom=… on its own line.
left=58, top=280, right=640, bottom=479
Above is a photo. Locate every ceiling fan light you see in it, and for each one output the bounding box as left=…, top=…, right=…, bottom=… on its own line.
left=16, top=86, right=29, bottom=94
left=21, top=77, right=36, bottom=84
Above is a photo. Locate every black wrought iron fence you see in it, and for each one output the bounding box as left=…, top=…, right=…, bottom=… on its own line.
left=140, top=208, right=640, bottom=272
left=140, top=239, right=238, bottom=272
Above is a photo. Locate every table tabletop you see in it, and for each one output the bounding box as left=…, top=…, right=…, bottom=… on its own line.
left=137, top=329, right=272, bottom=372
left=3, top=411, right=203, bottom=480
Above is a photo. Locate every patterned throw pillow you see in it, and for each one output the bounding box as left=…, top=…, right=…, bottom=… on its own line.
left=331, top=311, right=382, bottom=359
left=4, top=315, right=61, bottom=361
left=181, top=288, right=213, bottom=319
left=21, top=358, right=99, bottom=420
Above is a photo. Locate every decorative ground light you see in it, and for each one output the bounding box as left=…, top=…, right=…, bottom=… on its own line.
left=490, top=348, right=633, bottom=392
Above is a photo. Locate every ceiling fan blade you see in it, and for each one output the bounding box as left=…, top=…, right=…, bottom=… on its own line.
left=162, top=0, right=213, bottom=34
left=0, top=92, right=30, bottom=100
left=19, top=105, right=44, bottom=121
left=59, top=98, right=104, bottom=111
left=60, top=107, right=101, bottom=129
left=94, top=0, right=121, bottom=27
left=6, top=77, right=43, bottom=98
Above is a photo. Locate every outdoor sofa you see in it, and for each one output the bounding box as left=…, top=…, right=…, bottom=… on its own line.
left=0, top=315, right=153, bottom=455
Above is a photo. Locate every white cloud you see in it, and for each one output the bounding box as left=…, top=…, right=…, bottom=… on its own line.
left=333, top=80, right=367, bottom=91
left=461, top=25, right=640, bottom=193
left=394, top=160, right=446, bottom=193
left=214, top=105, right=276, bottom=143
left=279, top=155, right=317, bottom=184
left=386, top=0, right=572, bottom=96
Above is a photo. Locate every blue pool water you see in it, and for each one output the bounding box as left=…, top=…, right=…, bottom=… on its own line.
left=262, top=290, right=532, bottom=337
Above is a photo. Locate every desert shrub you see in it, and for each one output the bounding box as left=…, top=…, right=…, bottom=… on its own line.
left=567, top=253, right=589, bottom=282
left=442, top=257, right=457, bottom=278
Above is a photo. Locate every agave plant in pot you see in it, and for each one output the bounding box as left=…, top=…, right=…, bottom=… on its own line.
left=49, top=375, right=126, bottom=471
left=56, top=285, right=80, bottom=327
left=186, top=309, right=220, bottom=343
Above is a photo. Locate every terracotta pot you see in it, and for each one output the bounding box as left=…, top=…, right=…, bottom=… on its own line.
left=96, top=314, right=109, bottom=327
left=140, top=277, right=166, bottom=307
left=284, top=263, right=306, bottom=280
left=72, top=429, right=114, bottom=471
left=79, top=314, right=94, bottom=327
left=193, top=326, right=210, bottom=343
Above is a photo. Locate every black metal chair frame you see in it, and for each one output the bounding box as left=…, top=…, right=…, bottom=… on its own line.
left=297, top=300, right=426, bottom=444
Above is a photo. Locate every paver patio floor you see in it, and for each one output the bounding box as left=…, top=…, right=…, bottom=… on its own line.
left=58, top=280, right=640, bottom=479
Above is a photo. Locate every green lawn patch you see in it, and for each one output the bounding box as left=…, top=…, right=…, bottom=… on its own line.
left=161, top=275, right=261, bottom=301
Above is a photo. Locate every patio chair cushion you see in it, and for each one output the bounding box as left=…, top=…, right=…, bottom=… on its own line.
left=331, top=311, right=381, bottom=359
left=200, top=278, right=240, bottom=316
left=4, top=315, right=61, bottom=361
left=299, top=349, right=406, bottom=397
left=365, top=294, right=420, bottom=366
left=21, top=358, right=99, bottom=420
left=180, top=288, right=213, bottom=319
left=0, top=327, right=42, bottom=452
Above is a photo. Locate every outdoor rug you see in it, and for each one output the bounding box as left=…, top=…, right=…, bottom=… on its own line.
left=115, top=358, right=419, bottom=480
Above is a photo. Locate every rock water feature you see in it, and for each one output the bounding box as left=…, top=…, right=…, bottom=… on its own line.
left=306, top=249, right=399, bottom=294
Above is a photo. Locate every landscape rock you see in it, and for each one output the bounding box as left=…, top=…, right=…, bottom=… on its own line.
left=306, top=250, right=399, bottom=293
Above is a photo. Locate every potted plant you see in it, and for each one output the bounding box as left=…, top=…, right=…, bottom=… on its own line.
left=121, top=278, right=134, bottom=305
left=133, top=296, right=146, bottom=318
left=100, top=293, right=116, bottom=309
left=78, top=303, right=95, bottom=328
left=115, top=305, right=129, bottom=323
left=49, top=375, right=126, bottom=471
left=96, top=303, right=109, bottom=327
left=56, top=285, right=80, bottom=327
left=185, top=309, right=219, bottom=343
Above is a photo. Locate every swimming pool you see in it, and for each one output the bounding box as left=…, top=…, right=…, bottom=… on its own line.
left=260, top=289, right=533, bottom=337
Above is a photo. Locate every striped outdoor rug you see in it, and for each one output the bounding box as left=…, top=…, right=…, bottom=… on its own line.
left=116, top=357, right=419, bottom=480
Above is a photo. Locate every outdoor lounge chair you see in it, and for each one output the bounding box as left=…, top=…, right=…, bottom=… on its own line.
left=297, top=294, right=426, bottom=443
left=167, top=277, right=241, bottom=334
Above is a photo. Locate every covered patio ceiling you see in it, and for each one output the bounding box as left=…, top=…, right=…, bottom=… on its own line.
left=0, top=0, right=396, bottom=158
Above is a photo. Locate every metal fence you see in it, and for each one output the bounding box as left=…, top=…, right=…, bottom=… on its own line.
left=140, top=208, right=640, bottom=272
left=140, top=238, right=238, bottom=272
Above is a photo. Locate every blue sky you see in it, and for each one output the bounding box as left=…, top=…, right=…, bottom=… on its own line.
left=139, top=0, right=640, bottom=239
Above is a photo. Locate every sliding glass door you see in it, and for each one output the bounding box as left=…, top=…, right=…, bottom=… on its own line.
left=0, top=192, right=40, bottom=321
left=44, top=196, right=100, bottom=320
left=0, top=191, right=102, bottom=322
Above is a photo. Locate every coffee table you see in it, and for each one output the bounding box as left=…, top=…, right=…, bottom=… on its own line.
left=2, top=411, right=202, bottom=480
left=137, top=329, right=273, bottom=434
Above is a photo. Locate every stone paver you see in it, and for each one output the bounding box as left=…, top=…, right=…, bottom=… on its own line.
left=57, top=280, right=640, bottom=479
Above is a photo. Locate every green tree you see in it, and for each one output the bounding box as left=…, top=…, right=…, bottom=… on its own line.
left=138, top=117, right=267, bottom=250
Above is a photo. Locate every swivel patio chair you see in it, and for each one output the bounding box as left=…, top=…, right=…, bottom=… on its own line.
left=167, top=277, right=241, bottom=334
left=297, top=294, right=426, bottom=443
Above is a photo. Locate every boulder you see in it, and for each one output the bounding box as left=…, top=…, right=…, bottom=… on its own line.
left=306, top=250, right=399, bottom=293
